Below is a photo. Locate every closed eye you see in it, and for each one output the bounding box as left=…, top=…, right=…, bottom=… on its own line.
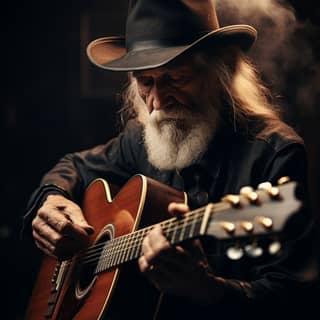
left=168, top=73, right=189, bottom=86
left=169, top=74, right=184, bottom=81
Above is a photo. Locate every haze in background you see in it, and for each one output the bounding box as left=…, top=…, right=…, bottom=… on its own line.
left=216, top=0, right=320, bottom=114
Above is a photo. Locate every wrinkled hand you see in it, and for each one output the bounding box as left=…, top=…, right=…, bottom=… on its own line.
left=138, top=202, right=227, bottom=304
left=32, top=194, right=94, bottom=260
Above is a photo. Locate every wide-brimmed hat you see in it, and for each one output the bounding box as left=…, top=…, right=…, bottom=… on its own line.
left=87, top=0, right=257, bottom=72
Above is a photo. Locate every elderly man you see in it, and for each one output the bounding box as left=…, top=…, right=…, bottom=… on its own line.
left=25, top=0, right=313, bottom=319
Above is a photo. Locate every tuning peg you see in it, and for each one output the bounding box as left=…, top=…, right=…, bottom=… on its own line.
left=268, top=240, right=282, bottom=256
left=268, top=187, right=281, bottom=199
left=240, top=186, right=254, bottom=194
left=257, top=181, right=272, bottom=191
left=226, top=244, right=244, bottom=260
left=256, top=216, right=273, bottom=229
left=257, top=181, right=281, bottom=199
left=240, top=221, right=254, bottom=233
left=221, top=194, right=241, bottom=207
left=220, top=221, right=236, bottom=234
left=240, top=186, right=259, bottom=204
left=244, top=242, right=263, bottom=258
left=277, top=176, right=290, bottom=185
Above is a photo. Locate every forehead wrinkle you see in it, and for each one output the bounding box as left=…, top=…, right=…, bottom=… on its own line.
left=133, top=55, right=199, bottom=78
left=133, top=65, right=196, bottom=80
left=133, top=66, right=170, bottom=78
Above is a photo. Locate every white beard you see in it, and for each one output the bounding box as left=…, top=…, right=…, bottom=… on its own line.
left=141, top=104, right=219, bottom=171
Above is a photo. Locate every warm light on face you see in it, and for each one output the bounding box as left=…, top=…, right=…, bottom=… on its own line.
left=133, top=56, right=208, bottom=114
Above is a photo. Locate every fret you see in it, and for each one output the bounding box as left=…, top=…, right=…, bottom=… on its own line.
left=116, top=236, right=124, bottom=266
left=165, top=219, right=175, bottom=244
left=188, top=211, right=198, bottom=238
left=162, top=210, right=205, bottom=245
left=120, top=236, right=129, bottom=264
left=129, top=230, right=142, bottom=260
left=110, top=238, right=117, bottom=268
left=108, top=242, right=114, bottom=268
left=193, top=215, right=203, bottom=238
left=190, top=210, right=204, bottom=239
left=172, top=221, right=181, bottom=244
left=99, top=249, right=104, bottom=273
left=96, top=243, right=108, bottom=274
left=105, top=243, right=112, bottom=270
left=169, top=220, right=178, bottom=244
left=98, top=250, right=104, bottom=272
left=130, top=233, right=139, bottom=260
left=116, top=238, right=123, bottom=265
left=102, top=240, right=113, bottom=270
left=108, top=243, right=115, bottom=269
left=105, top=243, right=112, bottom=271
left=113, top=238, right=120, bottom=267
left=135, top=228, right=147, bottom=258
left=124, top=233, right=133, bottom=262
left=128, top=232, right=137, bottom=260
left=94, top=209, right=208, bottom=274
left=129, top=232, right=138, bottom=260
left=181, top=214, right=193, bottom=242
left=179, top=216, right=188, bottom=242
left=117, top=237, right=125, bottom=265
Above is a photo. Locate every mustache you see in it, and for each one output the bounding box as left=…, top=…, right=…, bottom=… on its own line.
left=149, top=103, right=195, bottom=121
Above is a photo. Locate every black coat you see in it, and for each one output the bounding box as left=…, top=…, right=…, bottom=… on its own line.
left=23, top=119, right=316, bottom=319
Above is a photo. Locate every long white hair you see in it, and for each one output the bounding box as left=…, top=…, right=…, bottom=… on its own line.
left=120, top=46, right=300, bottom=142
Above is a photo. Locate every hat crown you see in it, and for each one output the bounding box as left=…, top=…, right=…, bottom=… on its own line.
left=126, top=0, right=220, bottom=51
left=87, top=0, right=257, bottom=71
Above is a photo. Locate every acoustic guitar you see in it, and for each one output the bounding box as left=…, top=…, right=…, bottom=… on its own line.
left=25, top=174, right=301, bottom=319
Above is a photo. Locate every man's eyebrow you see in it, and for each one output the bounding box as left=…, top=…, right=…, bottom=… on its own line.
left=132, top=67, right=169, bottom=77
left=132, top=65, right=190, bottom=78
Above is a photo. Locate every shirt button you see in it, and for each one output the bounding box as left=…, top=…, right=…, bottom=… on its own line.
left=196, top=191, right=209, bottom=206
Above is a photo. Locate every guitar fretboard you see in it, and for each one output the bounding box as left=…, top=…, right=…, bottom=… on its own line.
left=77, top=206, right=212, bottom=275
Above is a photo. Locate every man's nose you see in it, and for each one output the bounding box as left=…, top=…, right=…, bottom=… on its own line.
left=150, top=82, right=171, bottom=111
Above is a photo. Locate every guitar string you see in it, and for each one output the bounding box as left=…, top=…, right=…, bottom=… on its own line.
left=77, top=212, right=206, bottom=267
left=78, top=201, right=258, bottom=270
left=78, top=215, right=203, bottom=267
left=77, top=206, right=208, bottom=261
left=78, top=208, right=204, bottom=261
left=77, top=201, right=233, bottom=267
left=77, top=201, right=230, bottom=262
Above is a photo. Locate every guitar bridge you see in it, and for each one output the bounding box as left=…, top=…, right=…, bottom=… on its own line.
left=45, top=260, right=70, bottom=318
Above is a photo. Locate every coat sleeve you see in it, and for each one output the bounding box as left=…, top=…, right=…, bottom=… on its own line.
left=21, top=120, right=142, bottom=238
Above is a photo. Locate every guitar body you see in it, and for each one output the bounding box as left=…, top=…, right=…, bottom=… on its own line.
left=25, top=174, right=300, bottom=319
left=25, top=175, right=186, bottom=320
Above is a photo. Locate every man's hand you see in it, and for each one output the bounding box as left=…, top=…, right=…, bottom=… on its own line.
left=138, top=202, right=227, bottom=305
left=32, top=194, right=94, bottom=260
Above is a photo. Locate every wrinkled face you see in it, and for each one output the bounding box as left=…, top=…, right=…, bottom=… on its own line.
left=133, top=56, right=212, bottom=121
left=132, top=55, right=221, bottom=170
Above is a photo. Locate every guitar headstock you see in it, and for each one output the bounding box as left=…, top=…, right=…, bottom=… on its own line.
left=205, top=177, right=302, bottom=260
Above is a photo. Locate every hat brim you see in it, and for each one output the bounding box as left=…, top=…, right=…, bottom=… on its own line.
left=87, top=25, right=257, bottom=72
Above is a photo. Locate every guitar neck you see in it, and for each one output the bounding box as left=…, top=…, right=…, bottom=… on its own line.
left=80, top=205, right=212, bottom=275
left=76, top=180, right=299, bottom=276
left=26, top=176, right=300, bottom=320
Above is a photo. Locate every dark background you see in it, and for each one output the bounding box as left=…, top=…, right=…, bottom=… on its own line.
left=1, top=1, right=319, bottom=318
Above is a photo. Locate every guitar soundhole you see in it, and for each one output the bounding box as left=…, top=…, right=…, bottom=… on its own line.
left=75, top=225, right=114, bottom=299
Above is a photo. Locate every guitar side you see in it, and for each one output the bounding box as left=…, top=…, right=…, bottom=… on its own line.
left=25, top=175, right=186, bottom=320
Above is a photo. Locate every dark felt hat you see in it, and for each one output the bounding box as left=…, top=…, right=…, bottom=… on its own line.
left=87, top=0, right=257, bottom=71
